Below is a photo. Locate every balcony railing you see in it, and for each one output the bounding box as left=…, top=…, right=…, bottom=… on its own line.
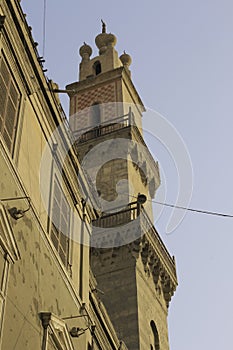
left=73, top=108, right=136, bottom=144
left=73, top=109, right=159, bottom=183
left=92, top=201, right=139, bottom=228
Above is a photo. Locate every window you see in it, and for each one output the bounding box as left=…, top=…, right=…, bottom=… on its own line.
left=51, top=177, right=70, bottom=267
left=150, top=321, right=160, bottom=350
left=39, top=312, right=75, bottom=350
left=93, top=61, right=101, bottom=75
left=0, top=55, right=20, bottom=154
left=0, top=203, right=20, bottom=346
left=90, top=103, right=101, bottom=127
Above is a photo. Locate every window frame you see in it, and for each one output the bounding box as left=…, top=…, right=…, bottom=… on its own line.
left=0, top=52, right=21, bottom=155
left=0, top=202, right=20, bottom=347
left=39, top=312, right=75, bottom=350
left=150, top=320, right=160, bottom=350
left=49, top=173, right=72, bottom=269
left=89, top=103, right=101, bottom=128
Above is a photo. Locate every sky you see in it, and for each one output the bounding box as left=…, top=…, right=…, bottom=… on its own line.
left=21, top=1, right=233, bottom=349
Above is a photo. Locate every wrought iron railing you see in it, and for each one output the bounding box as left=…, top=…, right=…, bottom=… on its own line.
left=73, top=108, right=136, bottom=143
left=72, top=108, right=159, bottom=181
left=92, top=201, right=139, bottom=228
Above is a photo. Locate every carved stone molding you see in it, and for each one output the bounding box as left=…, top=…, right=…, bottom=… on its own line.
left=39, top=312, right=75, bottom=350
left=139, top=235, right=177, bottom=308
left=91, top=233, right=177, bottom=307
left=91, top=237, right=141, bottom=268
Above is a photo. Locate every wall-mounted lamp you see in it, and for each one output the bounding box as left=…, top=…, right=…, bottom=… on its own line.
left=8, top=206, right=28, bottom=220
left=70, top=324, right=96, bottom=338
left=70, top=327, right=89, bottom=338
left=0, top=196, right=31, bottom=220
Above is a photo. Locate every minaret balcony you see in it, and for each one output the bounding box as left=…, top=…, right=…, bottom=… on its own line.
left=73, top=108, right=139, bottom=144
left=73, top=108, right=160, bottom=194
left=92, top=202, right=177, bottom=285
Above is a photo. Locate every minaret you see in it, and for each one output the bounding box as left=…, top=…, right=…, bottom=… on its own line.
left=67, top=23, right=178, bottom=350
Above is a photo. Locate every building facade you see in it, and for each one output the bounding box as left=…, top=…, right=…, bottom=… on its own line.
left=0, top=1, right=177, bottom=349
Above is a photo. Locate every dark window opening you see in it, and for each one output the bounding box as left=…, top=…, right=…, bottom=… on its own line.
left=93, top=61, right=101, bottom=75
left=150, top=321, right=160, bottom=350
left=90, top=103, right=101, bottom=127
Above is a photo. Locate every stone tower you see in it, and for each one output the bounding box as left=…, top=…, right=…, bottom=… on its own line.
left=67, top=23, right=178, bottom=350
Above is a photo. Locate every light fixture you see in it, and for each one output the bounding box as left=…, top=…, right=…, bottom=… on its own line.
left=0, top=196, right=31, bottom=220
left=8, top=207, right=28, bottom=220
left=137, top=193, right=147, bottom=204
left=70, top=327, right=89, bottom=338
left=69, top=324, right=96, bottom=338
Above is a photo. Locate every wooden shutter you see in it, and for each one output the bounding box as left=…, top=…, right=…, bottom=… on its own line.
left=0, top=56, right=20, bottom=153
left=51, top=178, right=70, bottom=267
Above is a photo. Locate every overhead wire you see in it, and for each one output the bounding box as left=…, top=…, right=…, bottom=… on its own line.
left=152, top=199, right=233, bottom=218
left=129, top=195, right=233, bottom=218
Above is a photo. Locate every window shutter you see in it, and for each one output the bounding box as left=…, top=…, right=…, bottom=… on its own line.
left=51, top=177, right=70, bottom=267
left=0, top=55, right=20, bottom=154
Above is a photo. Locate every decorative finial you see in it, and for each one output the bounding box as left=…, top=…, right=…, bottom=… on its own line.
left=79, top=42, right=92, bottom=60
left=101, top=19, right=106, bottom=33
left=120, top=51, right=132, bottom=68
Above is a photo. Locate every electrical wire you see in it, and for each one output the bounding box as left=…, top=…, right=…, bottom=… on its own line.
left=152, top=200, right=233, bottom=218
left=129, top=195, right=233, bottom=218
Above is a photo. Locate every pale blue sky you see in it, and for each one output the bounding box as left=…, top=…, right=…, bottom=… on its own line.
left=22, top=1, right=233, bottom=349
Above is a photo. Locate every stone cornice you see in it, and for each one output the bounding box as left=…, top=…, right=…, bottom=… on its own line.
left=131, top=234, right=177, bottom=308
left=91, top=233, right=177, bottom=309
